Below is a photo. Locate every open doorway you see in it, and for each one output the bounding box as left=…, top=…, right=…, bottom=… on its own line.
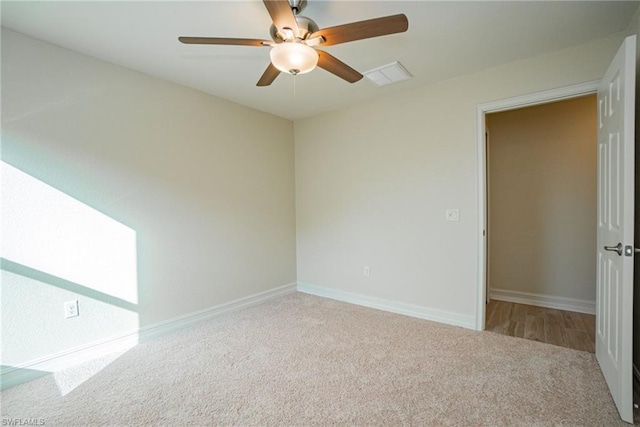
left=476, top=86, right=597, bottom=349
left=477, top=89, right=599, bottom=353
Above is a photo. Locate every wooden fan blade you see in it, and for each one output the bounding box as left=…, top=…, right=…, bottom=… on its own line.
left=263, top=0, right=299, bottom=33
left=310, top=14, right=408, bottom=46
left=257, top=63, right=281, bottom=86
left=316, top=50, right=363, bottom=83
left=179, top=37, right=272, bottom=47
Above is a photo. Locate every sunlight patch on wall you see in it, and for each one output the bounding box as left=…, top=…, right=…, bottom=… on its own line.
left=1, top=269, right=139, bottom=367
left=1, top=161, right=140, bottom=392
left=1, top=161, right=138, bottom=304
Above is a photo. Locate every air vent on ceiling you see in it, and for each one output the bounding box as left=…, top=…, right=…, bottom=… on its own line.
left=364, top=61, right=412, bottom=86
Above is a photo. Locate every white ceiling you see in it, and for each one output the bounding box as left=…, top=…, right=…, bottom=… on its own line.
left=2, top=1, right=638, bottom=120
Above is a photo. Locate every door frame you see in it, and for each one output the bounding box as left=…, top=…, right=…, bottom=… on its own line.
left=475, top=81, right=600, bottom=331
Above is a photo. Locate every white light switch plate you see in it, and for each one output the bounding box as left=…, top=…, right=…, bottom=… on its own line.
left=446, top=209, right=460, bottom=222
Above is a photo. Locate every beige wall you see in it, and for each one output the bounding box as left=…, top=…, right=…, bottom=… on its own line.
left=486, top=96, right=597, bottom=301
left=1, top=29, right=296, bottom=366
left=295, top=33, right=625, bottom=325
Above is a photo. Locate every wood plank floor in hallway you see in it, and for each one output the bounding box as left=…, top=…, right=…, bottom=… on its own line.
left=485, top=300, right=596, bottom=353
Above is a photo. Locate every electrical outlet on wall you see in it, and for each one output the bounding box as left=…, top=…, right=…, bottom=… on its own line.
left=364, top=266, right=371, bottom=277
left=64, top=300, right=79, bottom=318
left=445, top=208, right=460, bottom=222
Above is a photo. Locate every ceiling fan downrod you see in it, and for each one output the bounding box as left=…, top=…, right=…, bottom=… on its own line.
left=288, top=0, right=306, bottom=15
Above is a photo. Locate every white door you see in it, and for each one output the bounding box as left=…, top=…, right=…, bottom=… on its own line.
left=596, top=34, right=636, bottom=424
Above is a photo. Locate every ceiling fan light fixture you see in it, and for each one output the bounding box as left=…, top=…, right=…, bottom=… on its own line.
left=270, top=42, right=318, bottom=75
left=179, top=1, right=409, bottom=87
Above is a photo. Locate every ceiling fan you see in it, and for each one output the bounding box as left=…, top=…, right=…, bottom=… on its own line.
left=178, top=0, right=408, bottom=87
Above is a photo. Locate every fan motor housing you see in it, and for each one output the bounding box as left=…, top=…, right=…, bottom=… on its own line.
left=270, top=15, right=319, bottom=42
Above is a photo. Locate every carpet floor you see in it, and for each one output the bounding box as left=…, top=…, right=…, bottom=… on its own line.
left=0, top=292, right=631, bottom=426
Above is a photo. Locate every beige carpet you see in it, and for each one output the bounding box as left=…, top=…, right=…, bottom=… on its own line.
left=0, top=293, right=630, bottom=425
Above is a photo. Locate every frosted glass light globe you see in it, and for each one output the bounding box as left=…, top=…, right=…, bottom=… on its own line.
left=270, top=42, right=318, bottom=75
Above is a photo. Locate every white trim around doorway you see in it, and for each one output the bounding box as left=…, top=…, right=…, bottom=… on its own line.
left=475, top=80, right=600, bottom=331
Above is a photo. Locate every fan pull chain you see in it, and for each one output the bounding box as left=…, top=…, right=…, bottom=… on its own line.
left=293, top=74, right=296, bottom=98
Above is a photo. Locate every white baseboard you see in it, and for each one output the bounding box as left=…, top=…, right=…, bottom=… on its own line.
left=490, top=288, right=595, bottom=315
left=297, top=282, right=476, bottom=330
left=137, top=282, right=296, bottom=342
left=1, top=283, right=297, bottom=390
